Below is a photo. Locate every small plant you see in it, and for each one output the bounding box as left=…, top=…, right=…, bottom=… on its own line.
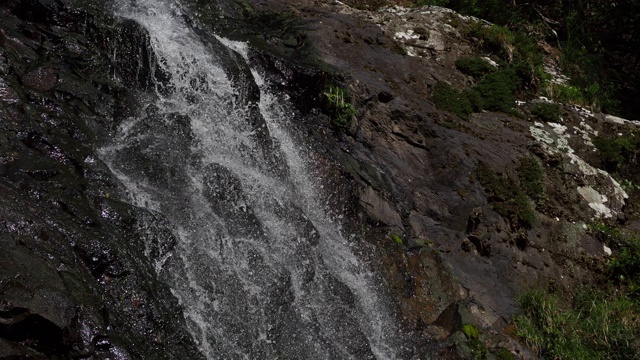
left=618, top=178, right=640, bottom=193
left=323, top=85, right=357, bottom=127
left=391, top=233, right=404, bottom=246
left=544, top=83, right=585, bottom=105
left=461, top=323, right=487, bottom=360
left=462, top=324, right=479, bottom=339
left=455, top=57, right=495, bottom=78
left=530, top=102, right=562, bottom=122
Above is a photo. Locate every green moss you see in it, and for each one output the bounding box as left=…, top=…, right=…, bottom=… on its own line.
left=517, top=157, right=545, bottom=201
left=477, top=163, right=536, bottom=228
left=432, top=82, right=473, bottom=119
left=455, top=57, right=495, bottom=78
left=530, top=102, right=562, bottom=122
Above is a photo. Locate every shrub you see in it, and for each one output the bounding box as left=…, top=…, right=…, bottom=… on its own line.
left=530, top=102, right=562, bottom=122
left=462, top=88, right=484, bottom=112
left=593, top=134, right=640, bottom=170
left=432, top=82, right=473, bottom=119
left=473, top=70, right=518, bottom=112
left=468, top=23, right=515, bottom=61
left=545, top=83, right=585, bottom=105
left=455, top=57, right=495, bottom=78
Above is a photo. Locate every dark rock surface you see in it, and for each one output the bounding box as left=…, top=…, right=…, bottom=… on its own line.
left=242, top=1, right=639, bottom=358
left=0, top=0, right=203, bottom=358
left=2, top=0, right=638, bottom=358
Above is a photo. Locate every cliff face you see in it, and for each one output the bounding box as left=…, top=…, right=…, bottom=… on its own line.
left=1, top=0, right=638, bottom=358
left=246, top=1, right=640, bottom=357
left=0, top=1, right=203, bottom=358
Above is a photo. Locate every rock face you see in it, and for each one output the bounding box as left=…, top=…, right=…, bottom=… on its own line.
left=0, top=0, right=203, bottom=358
left=2, top=0, right=638, bottom=358
left=244, top=1, right=639, bottom=357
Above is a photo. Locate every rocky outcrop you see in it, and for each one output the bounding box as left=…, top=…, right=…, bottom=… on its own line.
left=0, top=1, right=203, bottom=358
left=245, top=1, right=639, bottom=358
left=2, top=0, right=637, bottom=358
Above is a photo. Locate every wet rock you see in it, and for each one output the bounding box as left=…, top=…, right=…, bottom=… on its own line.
left=22, top=67, right=58, bottom=92
left=0, top=1, right=204, bottom=358
left=0, top=78, right=20, bottom=104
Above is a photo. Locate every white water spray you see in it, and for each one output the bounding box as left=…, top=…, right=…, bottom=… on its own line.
left=101, top=1, right=403, bottom=358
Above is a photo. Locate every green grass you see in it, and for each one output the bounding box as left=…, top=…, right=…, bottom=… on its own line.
left=516, top=226, right=640, bottom=358
left=515, top=288, right=640, bottom=359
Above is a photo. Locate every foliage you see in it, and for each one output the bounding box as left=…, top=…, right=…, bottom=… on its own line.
left=455, top=56, right=495, bottom=78
left=617, top=178, right=640, bottom=193
left=323, top=85, right=357, bottom=127
left=590, top=222, right=626, bottom=245
left=492, top=347, right=516, bottom=360
left=472, top=70, right=517, bottom=112
left=590, top=224, right=640, bottom=298
left=517, top=157, right=544, bottom=201
left=517, top=225, right=640, bottom=358
left=515, top=288, right=640, bottom=359
left=461, top=88, right=483, bottom=112
left=391, top=233, right=404, bottom=246
left=462, top=323, right=479, bottom=339
left=593, top=134, right=640, bottom=171
left=425, top=0, right=640, bottom=118
left=432, top=82, right=473, bottom=119
left=460, top=323, right=487, bottom=360
left=477, top=162, right=535, bottom=228
left=530, top=102, right=562, bottom=122
left=467, top=23, right=515, bottom=61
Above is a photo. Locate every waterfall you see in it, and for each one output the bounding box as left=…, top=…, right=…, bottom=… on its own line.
left=100, top=1, right=404, bottom=358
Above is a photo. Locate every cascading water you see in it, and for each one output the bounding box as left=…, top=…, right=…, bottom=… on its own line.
left=100, top=1, right=406, bottom=358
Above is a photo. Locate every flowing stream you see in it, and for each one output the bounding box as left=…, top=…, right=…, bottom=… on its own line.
left=100, top=1, right=404, bottom=358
